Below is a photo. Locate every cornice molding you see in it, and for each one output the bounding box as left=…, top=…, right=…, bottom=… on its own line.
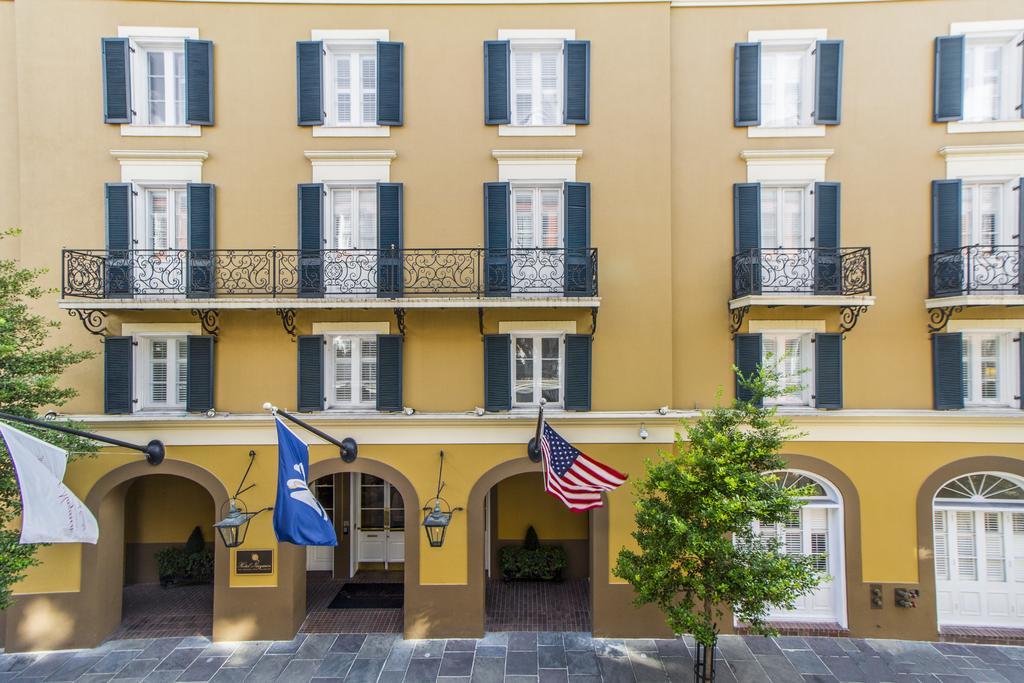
left=304, top=150, right=397, bottom=161
left=491, top=149, right=583, bottom=161
left=110, top=149, right=208, bottom=162
left=939, top=144, right=1024, bottom=159
left=741, top=148, right=835, bottom=162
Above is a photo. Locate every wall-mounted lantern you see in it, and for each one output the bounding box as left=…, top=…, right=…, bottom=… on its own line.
left=213, top=450, right=272, bottom=549
left=421, top=450, right=463, bottom=548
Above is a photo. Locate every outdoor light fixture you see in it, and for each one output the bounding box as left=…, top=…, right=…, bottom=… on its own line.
left=658, top=406, right=669, bottom=415
left=403, top=407, right=415, bottom=416
left=474, top=407, right=485, bottom=417
left=422, top=450, right=462, bottom=548
left=213, top=450, right=272, bottom=549
left=639, top=423, right=649, bottom=440
left=206, top=408, right=217, bottom=418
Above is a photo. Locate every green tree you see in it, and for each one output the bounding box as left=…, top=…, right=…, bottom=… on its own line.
left=613, top=361, right=824, bottom=679
left=0, top=229, right=96, bottom=609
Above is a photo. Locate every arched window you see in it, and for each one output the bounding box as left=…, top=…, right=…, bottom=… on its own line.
left=935, top=473, right=1024, bottom=507
left=769, top=470, right=841, bottom=505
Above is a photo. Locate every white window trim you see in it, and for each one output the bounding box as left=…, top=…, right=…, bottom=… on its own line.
left=493, top=149, right=580, bottom=183
left=306, top=150, right=394, bottom=184
left=958, top=177, right=1020, bottom=247
left=132, top=332, right=191, bottom=414
left=117, top=26, right=200, bottom=138
left=948, top=21, right=1024, bottom=134
left=510, top=331, right=566, bottom=409
left=324, top=332, right=379, bottom=411
left=312, top=322, right=391, bottom=335
left=741, top=148, right=832, bottom=184
left=747, top=28, right=827, bottom=139
left=761, top=328, right=815, bottom=408
left=959, top=330, right=1020, bottom=409
left=749, top=320, right=826, bottom=334
left=497, top=29, right=576, bottom=138
left=311, top=29, right=390, bottom=138
left=757, top=182, right=814, bottom=249
left=112, top=150, right=206, bottom=185
left=941, top=144, right=1024, bottom=180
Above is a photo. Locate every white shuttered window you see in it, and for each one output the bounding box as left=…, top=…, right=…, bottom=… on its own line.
left=762, top=332, right=813, bottom=406
left=510, top=44, right=563, bottom=127
left=513, top=334, right=563, bottom=407
left=960, top=332, right=1017, bottom=407
left=963, top=32, right=1024, bottom=123
left=326, top=44, right=378, bottom=127
left=141, top=336, right=187, bottom=411
left=328, top=335, right=377, bottom=409
left=760, top=41, right=815, bottom=128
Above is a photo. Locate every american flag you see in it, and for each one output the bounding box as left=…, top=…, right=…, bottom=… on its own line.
left=541, top=423, right=627, bottom=511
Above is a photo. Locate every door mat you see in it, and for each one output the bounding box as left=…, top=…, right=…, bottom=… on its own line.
left=328, top=582, right=404, bottom=609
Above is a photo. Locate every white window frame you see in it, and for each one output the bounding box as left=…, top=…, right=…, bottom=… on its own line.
left=959, top=177, right=1021, bottom=247
left=117, top=26, right=200, bottom=138
left=324, top=333, right=379, bottom=411
left=961, top=330, right=1020, bottom=409
left=511, top=332, right=565, bottom=408
left=761, top=330, right=815, bottom=407
left=133, top=333, right=189, bottom=413
left=325, top=182, right=378, bottom=250
left=509, top=181, right=564, bottom=250
left=134, top=181, right=189, bottom=251
left=949, top=20, right=1024, bottom=134
left=498, top=29, right=576, bottom=138
left=759, top=182, right=814, bottom=249
left=312, top=30, right=390, bottom=138
left=748, top=29, right=827, bottom=139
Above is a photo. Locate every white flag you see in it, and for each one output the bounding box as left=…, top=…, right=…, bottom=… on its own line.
left=0, top=422, right=99, bottom=544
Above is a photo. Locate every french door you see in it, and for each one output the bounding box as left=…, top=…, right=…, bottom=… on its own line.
left=760, top=185, right=813, bottom=293
left=305, top=477, right=336, bottom=571
left=511, top=185, right=563, bottom=294
left=134, top=186, right=187, bottom=296
left=326, top=186, right=377, bottom=295
left=354, top=474, right=404, bottom=569
left=934, top=508, right=1024, bottom=627
left=960, top=181, right=1020, bottom=292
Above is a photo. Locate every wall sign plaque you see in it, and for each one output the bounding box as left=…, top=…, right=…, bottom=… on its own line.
left=235, top=549, right=273, bottom=575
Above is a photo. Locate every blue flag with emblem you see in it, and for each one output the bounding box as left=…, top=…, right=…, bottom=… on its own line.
left=272, top=417, right=337, bottom=546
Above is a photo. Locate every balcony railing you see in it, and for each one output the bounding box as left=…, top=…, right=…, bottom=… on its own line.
left=61, top=248, right=599, bottom=300
left=732, top=247, right=872, bottom=298
left=929, top=245, right=1023, bottom=298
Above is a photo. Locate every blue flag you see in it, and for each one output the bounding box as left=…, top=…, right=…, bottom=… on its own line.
left=272, top=418, right=337, bottom=546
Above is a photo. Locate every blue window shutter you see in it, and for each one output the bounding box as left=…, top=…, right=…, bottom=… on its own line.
left=563, top=40, right=590, bottom=125
left=484, top=40, right=510, bottom=125
left=184, top=39, right=214, bottom=126
left=932, top=333, right=964, bottom=410
left=102, top=37, right=131, bottom=124
left=104, top=336, right=133, bottom=414
left=734, top=42, right=760, bottom=127
left=564, top=181, right=592, bottom=297
left=376, top=334, right=403, bottom=412
left=814, top=182, right=841, bottom=294
left=105, top=183, right=133, bottom=297
left=734, top=183, right=761, bottom=252
left=484, top=334, right=511, bottom=411
left=814, top=333, right=843, bottom=409
left=932, top=179, right=962, bottom=252
left=377, top=182, right=404, bottom=298
left=484, top=182, right=511, bottom=296
left=186, top=335, right=215, bottom=413
left=297, top=41, right=324, bottom=126
left=734, top=333, right=762, bottom=407
left=298, top=183, right=324, bottom=297
left=186, top=183, right=215, bottom=298
left=934, top=35, right=965, bottom=122
left=564, top=334, right=593, bottom=412
left=297, top=335, right=324, bottom=411
left=814, top=40, right=843, bottom=125
left=376, top=41, right=403, bottom=126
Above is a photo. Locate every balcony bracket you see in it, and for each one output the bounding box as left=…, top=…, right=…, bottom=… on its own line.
left=69, top=309, right=108, bottom=337
left=191, top=309, right=220, bottom=337
left=729, top=305, right=750, bottom=339
left=276, top=308, right=298, bottom=342
left=478, top=308, right=485, bottom=338
left=928, top=305, right=963, bottom=335
left=838, top=305, right=869, bottom=335
left=591, top=307, right=599, bottom=336
left=394, top=308, right=407, bottom=338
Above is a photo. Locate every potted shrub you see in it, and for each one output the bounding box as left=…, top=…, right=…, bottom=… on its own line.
left=155, top=526, right=214, bottom=587
left=499, top=526, right=568, bottom=581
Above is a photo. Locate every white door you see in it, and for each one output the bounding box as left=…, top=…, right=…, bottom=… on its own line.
left=760, top=185, right=813, bottom=293
left=355, top=474, right=405, bottom=568
left=960, top=181, right=1020, bottom=292
left=935, top=509, right=1024, bottom=627
left=511, top=185, right=563, bottom=295
left=759, top=506, right=841, bottom=622
left=305, top=478, right=335, bottom=571
left=326, top=186, right=377, bottom=295
left=135, top=186, right=187, bottom=296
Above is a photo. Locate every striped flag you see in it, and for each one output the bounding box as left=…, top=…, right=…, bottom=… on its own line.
left=541, top=423, right=627, bottom=511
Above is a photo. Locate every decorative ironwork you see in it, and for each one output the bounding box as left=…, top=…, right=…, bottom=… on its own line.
left=732, top=247, right=871, bottom=298
left=62, top=248, right=599, bottom=300
left=929, top=245, right=1022, bottom=297
left=68, top=309, right=108, bottom=336
left=838, top=305, right=869, bottom=334
left=928, top=305, right=963, bottom=334
left=191, top=309, right=220, bottom=337
left=275, top=308, right=297, bottom=342
left=729, top=305, right=750, bottom=337
left=394, top=308, right=407, bottom=337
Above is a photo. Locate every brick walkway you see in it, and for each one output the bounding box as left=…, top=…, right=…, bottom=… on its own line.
left=301, top=571, right=403, bottom=634
left=486, top=580, right=591, bottom=632
left=4, top=632, right=1024, bottom=682
left=110, top=583, right=214, bottom=640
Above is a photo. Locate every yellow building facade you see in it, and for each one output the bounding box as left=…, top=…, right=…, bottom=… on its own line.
left=2, top=0, right=1024, bottom=652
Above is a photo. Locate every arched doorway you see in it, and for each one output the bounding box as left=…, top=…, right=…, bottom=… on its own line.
left=300, top=459, right=417, bottom=634
left=933, top=472, right=1024, bottom=629
left=752, top=469, right=848, bottom=627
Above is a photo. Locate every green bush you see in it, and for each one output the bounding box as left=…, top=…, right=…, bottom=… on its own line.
left=499, top=526, right=567, bottom=581
left=155, top=526, right=214, bottom=587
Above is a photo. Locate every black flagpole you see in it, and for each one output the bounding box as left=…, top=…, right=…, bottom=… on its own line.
left=0, top=412, right=165, bottom=465
left=526, top=398, right=546, bottom=463
left=265, top=403, right=358, bottom=463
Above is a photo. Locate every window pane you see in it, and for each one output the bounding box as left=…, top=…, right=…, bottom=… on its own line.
left=360, top=338, right=377, bottom=403
left=781, top=189, right=803, bottom=248
left=762, top=50, right=803, bottom=127
left=173, top=51, right=185, bottom=125
left=148, top=51, right=166, bottom=125
left=361, top=54, right=377, bottom=125
left=173, top=189, right=188, bottom=250
left=513, top=189, right=535, bottom=249
left=540, top=189, right=561, bottom=248
left=336, top=55, right=352, bottom=124
left=358, top=188, right=377, bottom=249
left=361, top=484, right=385, bottom=508
left=149, top=190, right=169, bottom=250
left=539, top=50, right=560, bottom=125
left=334, top=338, right=352, bottom=402
left=333, top=189, right=354, bottom=249
left=980, top=184, right=1001, bottom=246
left=980, top=336, right=1000, bottom=400
left=512, top=51, right=533, bottom=126
left=961, top=185, right=975, bottom=247
left=361, top=509, right=385, bottom=528
left=151, top=340, right=168, bottom=403
left=761, top=188, right=779, bottom=248
left=965, top=42, right=1002, bottom=121
left=514, top=337, right=535, bottom=403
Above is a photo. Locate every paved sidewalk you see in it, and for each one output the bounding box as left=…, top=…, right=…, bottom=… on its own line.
left=3, top=632, right=1024, bottom=683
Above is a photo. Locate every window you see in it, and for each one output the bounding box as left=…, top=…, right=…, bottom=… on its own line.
left=326, top=43, right=377, bottom=127
left=512, top=185, right=562, bottom=249
left=510, top=43, right=563, bottom=127
left=761, top=41, right=814, bottom=128
left=130, top=40, right=187, bottom=127
left=760, top=185, right=810, bottom=249
left=139, top=336, right=187, bottom=411
left=327, top=335, right=377, bottom=409
left=960, top=180, right=1018, bottom=247
left=761, top=332, right=813, bottom=406
left=329, top=186, right=377, bottom=249
left=513, top=334, right=563, bottom=406
left=961, top=332, right=1018, bottom=407
left=963, top=32, right=1024, bottom=123
left=143, top=187, right=188, bottom=251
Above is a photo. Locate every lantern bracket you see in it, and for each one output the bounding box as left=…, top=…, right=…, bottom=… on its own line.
left=421, top=450, right=463, bottom=548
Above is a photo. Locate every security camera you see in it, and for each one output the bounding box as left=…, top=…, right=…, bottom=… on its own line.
left=474, top=407, right=485, bottom=416
left=639, top=424, right=649, bottom=440
left=657, top=406, right=669, bottom=415
left=403, top=407, right=415, bottom=416
left=206, top=409, right=217, bottom=418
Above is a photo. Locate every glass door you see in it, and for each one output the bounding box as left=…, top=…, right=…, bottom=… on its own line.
left=327, top=186, right=377, bottom=295
left=305, top=477, right=335, bottom=571
left=135, top=187, right=188, bottom=296
left=760, top=185, right=812, bottom=292
left=356, top=474, right=404, bottom=569
left=511, top=185, right=563, bottom=295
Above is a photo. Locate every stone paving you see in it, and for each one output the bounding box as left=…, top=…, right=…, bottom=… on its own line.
left=3, top=632, right=1024, bottom=683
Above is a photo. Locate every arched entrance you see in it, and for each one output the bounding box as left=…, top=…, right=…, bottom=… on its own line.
left=300, top=458, right=418, bottom=634
left=932, top=472, right=1024, bottom=629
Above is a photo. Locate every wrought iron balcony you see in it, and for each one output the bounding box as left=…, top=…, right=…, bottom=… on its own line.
left=61, top=247, right=599, bottom=300
left=731, top=247, right=872, bottom=299
left=929, top=245, right=1023, bottom=298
